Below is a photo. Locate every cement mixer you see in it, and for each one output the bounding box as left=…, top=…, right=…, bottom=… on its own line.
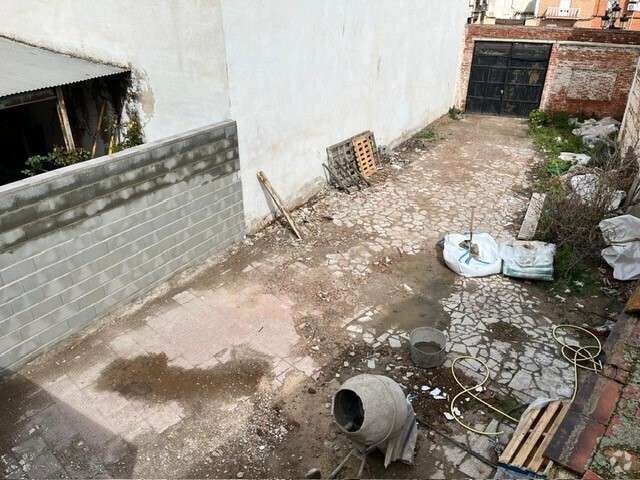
left=330, top=374, right=418, bottom=478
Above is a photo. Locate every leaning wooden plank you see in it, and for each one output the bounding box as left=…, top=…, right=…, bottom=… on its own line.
left=334, top=158, right=364, bottom=191
left=55, top=86, right=75, bottom=152
left=323, top=163, right=349, bottom=193
left=527, top=402, right=570, bottom=472
left=91, top=99, right=107, bottom=159
left=518, top=193, right=546, bottom=240
left=257, top=171, right=303, bottom=240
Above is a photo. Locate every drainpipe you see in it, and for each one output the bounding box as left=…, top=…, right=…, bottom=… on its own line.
left=534, top=0, right=542, bottom=22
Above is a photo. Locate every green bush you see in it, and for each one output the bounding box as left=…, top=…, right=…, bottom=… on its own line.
left=112, top=120, right=144, bottom=153
left=23, top=146, right=91, bottom=176
left=550, top=111, right=571, bottom=129
left=529, top=109, right=551, bottom=127
left=449, top=106, right=464, bottom=120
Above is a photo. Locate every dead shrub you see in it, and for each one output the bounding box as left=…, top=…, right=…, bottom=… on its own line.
left=536, top=139, right=638, bottom=283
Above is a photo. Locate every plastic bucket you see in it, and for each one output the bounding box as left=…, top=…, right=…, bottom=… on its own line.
left=409, top=327, right=447, bottom=368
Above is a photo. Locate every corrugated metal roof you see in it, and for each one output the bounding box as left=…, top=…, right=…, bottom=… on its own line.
left=0, top=37, right=128, bottom=97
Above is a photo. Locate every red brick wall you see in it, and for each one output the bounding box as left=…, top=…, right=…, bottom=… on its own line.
left=456, top=25, right=640, bottom=119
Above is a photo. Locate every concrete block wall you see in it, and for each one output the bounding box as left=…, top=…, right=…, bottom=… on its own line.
left=457, top=25, right=640, bottom=119
left=0, top=120, right=244, bottom=373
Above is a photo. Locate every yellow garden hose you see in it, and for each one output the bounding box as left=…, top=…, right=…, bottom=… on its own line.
left=552, top=324, right=603, bottom=401
left=449, top=325, right=602, bottom=435
left=450, top=356, right=518, bottom=436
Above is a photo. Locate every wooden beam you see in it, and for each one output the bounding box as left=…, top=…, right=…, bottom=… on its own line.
left=91, top=99, right=107, bottom=159
left=55, top=86, right=75, bottom=152
left=257, top=171, right=303, bottom=240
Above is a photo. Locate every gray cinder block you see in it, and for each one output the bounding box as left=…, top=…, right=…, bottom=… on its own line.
left=0, top=120, right=243, bottom=373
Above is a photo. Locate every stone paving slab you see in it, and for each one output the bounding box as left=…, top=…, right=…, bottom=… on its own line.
left=546, top=407, right=607, bottom=475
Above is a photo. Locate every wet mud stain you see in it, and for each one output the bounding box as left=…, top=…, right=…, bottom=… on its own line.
left=97, top=352, right=270, bottom=404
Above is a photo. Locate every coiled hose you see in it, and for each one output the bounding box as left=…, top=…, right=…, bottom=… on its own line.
left=552, top=324, right=603, bottom=401
left=448, top=324, right=603, bottom=436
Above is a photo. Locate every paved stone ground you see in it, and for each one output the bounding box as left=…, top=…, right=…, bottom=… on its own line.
left=0, top=115, right=606, bottom=479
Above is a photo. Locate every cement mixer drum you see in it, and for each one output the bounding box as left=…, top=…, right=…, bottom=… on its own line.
left=332, top=374, right=415, bottom=458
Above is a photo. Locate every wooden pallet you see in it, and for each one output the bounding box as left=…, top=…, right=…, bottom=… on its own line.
left=326, top=131, right=377, bottom=191
left=499, top=401, right=570, bottom=476
left=352, top=133, right=377, bottom=178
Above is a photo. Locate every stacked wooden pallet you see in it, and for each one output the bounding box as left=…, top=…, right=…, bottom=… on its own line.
left=325, top=131, right=378, bottom=192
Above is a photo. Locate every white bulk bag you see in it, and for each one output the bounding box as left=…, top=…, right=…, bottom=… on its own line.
left=499, top=239, right=556, bottom=281
left=443, top=233, right=502, bottom=277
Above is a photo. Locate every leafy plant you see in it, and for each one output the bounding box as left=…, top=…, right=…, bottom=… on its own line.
left=545, top=245, right=600, bottom=294
left=449, top=106, right=465, bottom=120
left=111, top=120, right=144, bottom=153
left=550, top=111, right=571, bottom=129
left=23, top=146, right=91, bottom=176
left=528, top=109, right=593, bottom=181
left=416, top=129, right=437, bottom=140
left=529, top=108, right=551, bottom=127
left=545, top=157, right=572, bottom=176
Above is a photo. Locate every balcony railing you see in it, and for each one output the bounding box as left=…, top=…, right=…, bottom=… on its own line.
left=545, top=6, right=580, bottom=18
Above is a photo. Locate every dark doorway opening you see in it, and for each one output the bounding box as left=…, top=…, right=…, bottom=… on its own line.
left=0, top=73, right=129, bottom=186
left=0, top=98, right=64, bottom=184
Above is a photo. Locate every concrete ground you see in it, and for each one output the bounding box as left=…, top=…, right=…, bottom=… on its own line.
left=0, top=115, right=615, bottom=479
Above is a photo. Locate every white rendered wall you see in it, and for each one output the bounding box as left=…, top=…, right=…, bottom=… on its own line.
left=221, top=0, right=468, bottom=229
left=0, top=0, right=468, bottom=230
left=0, top=0, right=231, bottom=142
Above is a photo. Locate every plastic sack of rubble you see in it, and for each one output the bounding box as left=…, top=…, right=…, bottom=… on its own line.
left=570, top=174, right=626, bottom=211
left=499, top=239, right=556, bottom=281
left=572, top=117, right=619, bottom=137
left=599, top=215, right=640, bottom=281
left=559, top=152, right=591, bottom=172
left=442, top=233, right=502, bottom=277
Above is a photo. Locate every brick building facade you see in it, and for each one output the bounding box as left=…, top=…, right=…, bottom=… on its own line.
left=537, top=0, right=640, bottom=30
left=457, top=25, right=640, bottom=119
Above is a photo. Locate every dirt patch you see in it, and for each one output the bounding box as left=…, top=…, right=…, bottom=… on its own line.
left=97, top=350, right=270, bottom=406
left=364, top=251, right=459, bottom=333
left=491, top=321, right=529, bottom=344
left=182, top=391, right=301, bottom=479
